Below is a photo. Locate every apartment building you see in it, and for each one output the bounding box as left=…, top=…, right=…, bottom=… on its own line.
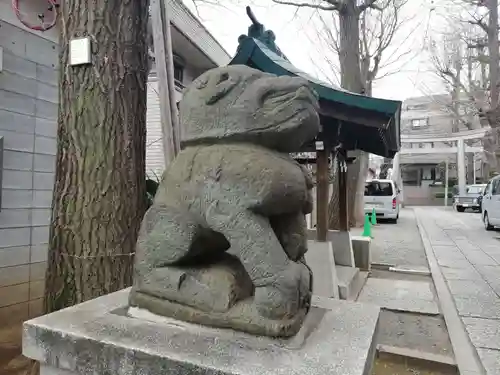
left=398, top=94, right=484, bottom=205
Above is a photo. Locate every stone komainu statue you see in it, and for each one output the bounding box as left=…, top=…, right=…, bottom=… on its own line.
left=129, top=65, right=320, bottom=337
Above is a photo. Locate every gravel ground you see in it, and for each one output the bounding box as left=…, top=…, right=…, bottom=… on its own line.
left=369, top=209, right=430, bottom=268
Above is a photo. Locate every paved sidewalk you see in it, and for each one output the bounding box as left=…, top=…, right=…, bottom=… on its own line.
left=415, top=207, right=500, bottom=375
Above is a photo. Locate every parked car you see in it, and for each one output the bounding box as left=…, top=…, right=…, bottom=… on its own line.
left=364, top=179, right=401, bottom=223
left=453, top=184, right=486, bottom=212
left=477, top=193, right=484, bottom=212
left=482, top=175, right=500, bottom=231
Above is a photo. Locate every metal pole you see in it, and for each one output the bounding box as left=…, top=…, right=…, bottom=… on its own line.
left=444, top=159, right=449, bottom=207
left=473, top=152, right=476, bottom=183
left=457, top=139, right=466, bottom=196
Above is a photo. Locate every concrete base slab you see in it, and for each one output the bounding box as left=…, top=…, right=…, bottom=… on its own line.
left=336, top=266, right=367, bottom=301
left=305, top=240, right=339, bottom=299
left=357, top=278, right=440, bottom=315
left=24, top=289, right=381, bottom=375
left=352, top=272, right=369, bottom=301
left=337, top=266, right=358, bottom=300
left=308, top=229, right=355, bottom=267
left=351, top=236, right=371, bottom=271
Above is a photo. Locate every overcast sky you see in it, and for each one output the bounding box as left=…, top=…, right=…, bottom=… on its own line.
left=184, top=0, right=452, bottom=101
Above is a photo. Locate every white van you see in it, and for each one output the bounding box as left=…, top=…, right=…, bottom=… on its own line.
left=364, top=179, right=400, bottom=223
left=481, top=175, right=500, bottom=231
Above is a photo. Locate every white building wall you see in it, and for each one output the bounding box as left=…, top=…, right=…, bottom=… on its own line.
left=0, top=0, right=59, bottom=323
left=145, top=62, right=202, bottom=178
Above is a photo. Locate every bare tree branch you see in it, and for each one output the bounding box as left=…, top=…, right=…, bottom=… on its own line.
left=467, top=15, right=489, bottom=33
left=358, top=0, right=382, bottom=12
left=307, top=0, right=414, bottom=94
left=428, top=6, right=494, bottom=133
left=271, top=0, right=340, bottom=11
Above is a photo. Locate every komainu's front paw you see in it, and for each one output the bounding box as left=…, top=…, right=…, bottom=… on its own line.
left=254, top=261, right=312, bottom=320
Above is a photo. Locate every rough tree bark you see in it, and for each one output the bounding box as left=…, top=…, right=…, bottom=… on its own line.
left=44, top=0, right=150, bottom=313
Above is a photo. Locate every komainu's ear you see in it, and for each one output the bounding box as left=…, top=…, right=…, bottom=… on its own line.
left=196, top=71, right=241, bottom=105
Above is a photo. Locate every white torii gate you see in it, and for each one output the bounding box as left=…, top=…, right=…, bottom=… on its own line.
left=395, top=128, right=488, bottom=203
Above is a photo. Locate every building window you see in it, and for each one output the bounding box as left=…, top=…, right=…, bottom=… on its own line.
left=411, top=118, right=429, bottom=128
left=406, top=104, right=426, bottom=110
left=173, top=54, right=185, bottom=86
left=492, top=179, right=500, bottom=196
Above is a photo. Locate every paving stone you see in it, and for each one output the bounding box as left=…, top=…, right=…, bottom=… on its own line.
left=305, top=240, right=339, bottom=299
left=463, top=251, right=498, bottom=266
left=434, top=249, right=467, bottom=262
left=453, top=296, right=500, bottom=319
left=454, top=239, right=482, bottom=252
left=477, top=265, right=500, bottom=294
left=484, top=252, right=500, bottom=265
left=430, top=240, right=455, bottom=247
left=477, top=348, right=500, bottom=375
left=441, top=266, right=483, bottom=281
left=437, top=257, right=475, bottom=269
left=357, top=278, right=439, bottom=314
left=463, top=317, right=500, bottom=350
left=446, top=279, right=497, bottom=299
left=480, top=246, right=500, bottom=256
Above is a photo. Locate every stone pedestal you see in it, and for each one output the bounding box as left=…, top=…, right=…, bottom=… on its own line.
left=351, top=236, right=371, bottom=271
left=307, top=229, right=355, bottom=268
left=23, top=290, right=380, bottom=375
left=305, top=232, right=367, bottom=301
left=304, top=240, right=339, bottom=299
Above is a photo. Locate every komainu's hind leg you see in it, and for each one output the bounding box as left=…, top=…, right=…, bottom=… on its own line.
left=205, top=201, right=311, bottom=319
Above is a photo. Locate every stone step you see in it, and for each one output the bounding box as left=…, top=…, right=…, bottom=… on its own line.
left=337, top=266, right=368, bottom=301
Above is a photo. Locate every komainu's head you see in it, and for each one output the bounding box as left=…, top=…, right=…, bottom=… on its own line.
left=179, top=65, right=320, bottom=153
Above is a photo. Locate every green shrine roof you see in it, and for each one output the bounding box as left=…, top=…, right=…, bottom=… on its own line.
left=229, top=7, right=402, bottom=158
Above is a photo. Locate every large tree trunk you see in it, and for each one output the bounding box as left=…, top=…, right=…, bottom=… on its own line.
left=328, top=1, right=364, bottom=229
left=349, top=152, right=368, bottom=227
left=44, top=0, right=150, bottom=313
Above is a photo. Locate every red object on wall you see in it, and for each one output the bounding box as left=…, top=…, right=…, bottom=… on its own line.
left=12, top=0, right=58, bottom=32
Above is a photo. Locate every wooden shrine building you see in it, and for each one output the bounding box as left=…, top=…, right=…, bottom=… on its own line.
left=229, top=7, right=402, bottom=241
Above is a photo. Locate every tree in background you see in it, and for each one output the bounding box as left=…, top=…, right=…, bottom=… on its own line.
left=44, top=0, right=150, bottom=313
left=430, top=0, right=500, bottom=176
left=272, top=0, right=412, bottom=228
left=430, top=26, right=482, bottom=131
